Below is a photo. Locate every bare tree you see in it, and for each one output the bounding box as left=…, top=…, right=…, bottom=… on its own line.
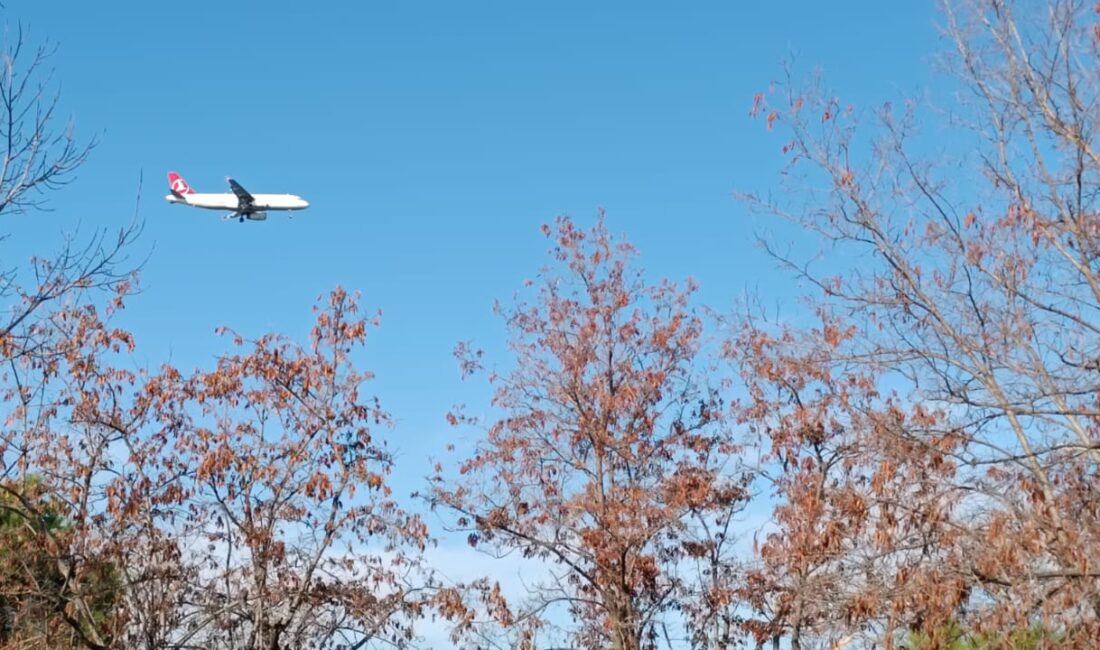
left=0, top=24, right=92, bottom=216
left=0, top=22, right=139, bottom=353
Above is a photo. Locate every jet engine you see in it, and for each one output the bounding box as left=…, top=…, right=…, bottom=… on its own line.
left=246, top=211, right=268, bottom=221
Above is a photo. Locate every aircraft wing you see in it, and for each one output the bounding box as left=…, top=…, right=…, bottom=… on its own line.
left=226, top=177, right=255, bottom=205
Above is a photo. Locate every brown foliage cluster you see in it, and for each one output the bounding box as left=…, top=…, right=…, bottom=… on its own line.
left=433, top=215, right=749, bottom=650
left=0, top=280, right=440, bottom=649
left=729, top=0, right=1100, bottom=647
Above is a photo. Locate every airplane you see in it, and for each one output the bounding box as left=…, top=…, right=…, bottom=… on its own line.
left=165, top=171, right=309, bottom=222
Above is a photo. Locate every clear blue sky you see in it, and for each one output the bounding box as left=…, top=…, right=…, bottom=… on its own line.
left=4, top=0, right=940, bottom=577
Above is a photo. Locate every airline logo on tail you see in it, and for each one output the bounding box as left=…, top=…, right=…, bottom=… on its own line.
left=167, top=171, right=193, bottom=195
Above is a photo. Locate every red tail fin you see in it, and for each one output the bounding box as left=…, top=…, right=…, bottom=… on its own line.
left=167, top=171, right=194, bottom=195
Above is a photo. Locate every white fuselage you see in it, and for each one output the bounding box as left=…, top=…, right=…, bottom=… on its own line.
left=165, top=193, right=309, bottom=211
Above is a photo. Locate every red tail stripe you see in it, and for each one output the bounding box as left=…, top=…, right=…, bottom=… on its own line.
left=167, top=171, right=194, bottom=195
